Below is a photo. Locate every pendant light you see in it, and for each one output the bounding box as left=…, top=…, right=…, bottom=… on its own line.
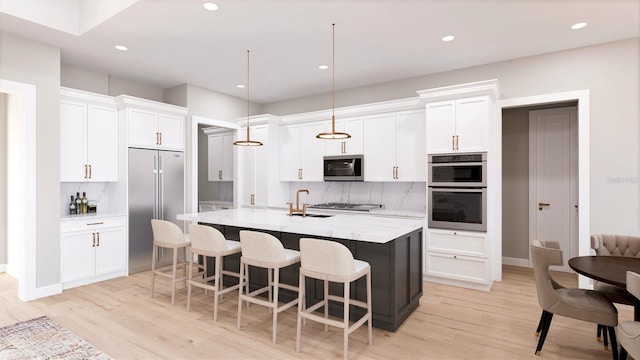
left=316, top=23, right=351, bottom=140
left=234, top=49, right=263, bottom=146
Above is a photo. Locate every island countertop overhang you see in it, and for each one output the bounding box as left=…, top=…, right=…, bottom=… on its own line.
left=177, top=208, right=424, bottom=244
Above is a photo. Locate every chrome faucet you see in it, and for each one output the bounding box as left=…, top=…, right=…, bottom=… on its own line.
left=289, top=189, right=309, bottom=217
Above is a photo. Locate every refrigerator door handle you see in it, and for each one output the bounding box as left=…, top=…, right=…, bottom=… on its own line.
left=153, top=154, right=158, bottom=220
left=159, top=155, right=164, bottom=220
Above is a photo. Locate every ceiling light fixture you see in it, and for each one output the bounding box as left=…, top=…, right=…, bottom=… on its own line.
left=234, top=50, right=263, bottom=146
left=203, top=2, right=219, bottom=11
left=571, top=22, right=587, bottom=30
left=316, top=23, right=351, bottom=140
left=318, top=65, right=329, bottom=70
left=236, top=84, right=245, bottom=88
left=441, top=35, right=455, bottom=42
left=115, top=45, right=128, bottom=51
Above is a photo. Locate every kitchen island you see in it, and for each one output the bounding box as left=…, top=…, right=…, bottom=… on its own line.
left=178, top=208, right=423, bottom=332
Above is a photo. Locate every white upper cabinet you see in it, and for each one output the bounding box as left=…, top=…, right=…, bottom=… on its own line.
left=426, top=96, right=490, bottom=153
left=207, top=132, right=234, bottom=181
left=60, top=89, right=118, bottom=182
left=279, top=121, right=326, bottom=181
left=238, top=125, right=268, bottom=206
left=324, top=116, right=364, bottom=155
left=117, top=95, right=187, bottom=151
left=418, top=79, right=500, bottom=155
left=364, top=109, right=425, bottom=181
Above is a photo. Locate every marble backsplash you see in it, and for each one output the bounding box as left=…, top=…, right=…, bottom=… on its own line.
left=286, top=181, right=426, bottom=213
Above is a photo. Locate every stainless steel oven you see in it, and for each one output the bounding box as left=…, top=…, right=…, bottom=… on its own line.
left=428, top=187, right=487, bottom=232
left=428, top=152, right=486, bottom=187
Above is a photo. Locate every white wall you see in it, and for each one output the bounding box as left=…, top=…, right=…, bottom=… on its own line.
left=265, top=38, right=640, bottom=236
left=0, top=93, right=6, bottom=265
left=0, top=32, right=61, bottom=287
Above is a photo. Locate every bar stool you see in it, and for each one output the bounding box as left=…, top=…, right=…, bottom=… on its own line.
left=186, top=224, right=242, bottom=321
left=296, top=238, right=372, bottom=360
left=237, top=230, right=300, bottom=344
left=150, top=219, right=190, bottom=306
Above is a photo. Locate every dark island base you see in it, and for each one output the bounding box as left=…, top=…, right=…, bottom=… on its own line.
left=199, top=223, right=423, bottom=332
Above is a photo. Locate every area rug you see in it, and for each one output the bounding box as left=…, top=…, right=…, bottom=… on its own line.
left=0, top=316, right=111, bottom=359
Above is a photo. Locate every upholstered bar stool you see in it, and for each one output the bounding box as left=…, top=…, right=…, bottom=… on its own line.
left=237, top=230, right=300, bottom=344
left=186, top=224, right=242, bottom=321
left=296, top=238, right=372, bottom=360
left=150, top=219, right=190, bottom=306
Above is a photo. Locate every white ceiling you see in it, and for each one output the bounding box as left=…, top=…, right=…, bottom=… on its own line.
left=1, top=0, right=638, bottom=104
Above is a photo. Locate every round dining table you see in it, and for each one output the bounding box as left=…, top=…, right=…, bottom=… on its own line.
left=569, top=255, right=640, bottom=320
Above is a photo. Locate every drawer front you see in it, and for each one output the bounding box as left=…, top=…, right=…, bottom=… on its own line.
left=61, top=216, right=126, bottom=233
left=427, top=229, right=487, bottom=257
left=425, top=251, right=490, bottom=284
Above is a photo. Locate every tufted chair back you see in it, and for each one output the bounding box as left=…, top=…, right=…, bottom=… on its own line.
left=591, top=234, right=640, bottom=257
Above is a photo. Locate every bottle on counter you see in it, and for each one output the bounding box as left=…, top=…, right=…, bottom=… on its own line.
left=75, top=192, right=82, bottom=214
left=81, top=192, right=88, bottom=214
left=69, top=195, right=76, bottom=215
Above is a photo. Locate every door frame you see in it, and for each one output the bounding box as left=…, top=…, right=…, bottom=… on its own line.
left=499, top=89, right=591, bottom=289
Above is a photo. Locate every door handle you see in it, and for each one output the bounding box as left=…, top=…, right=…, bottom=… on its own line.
left=92, top=233, right=96, bottom=247
left=538, top=202, right=550, bottom=210
left=218, top=170, right=222, bottom=180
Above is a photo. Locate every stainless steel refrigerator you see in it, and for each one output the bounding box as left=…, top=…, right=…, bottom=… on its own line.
left=128, top=148, right=185, bottom=274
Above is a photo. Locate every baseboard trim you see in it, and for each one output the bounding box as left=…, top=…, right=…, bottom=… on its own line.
left=502, top=257, right=529, bottom=268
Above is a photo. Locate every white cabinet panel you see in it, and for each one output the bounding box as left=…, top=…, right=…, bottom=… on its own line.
left=208, top=133, right=234, bottom=181
left=60, top=95, right=118, bottom=182
left=238, top=125, right=268, bottom=206
left=279, top=122, right=325, bottom=181
left=425, top=252, right=490, bottom=284
left=325, top=117, right=364, bottom=155
left=159, top=113, right=185, bottom=150
left=127, top=108, right=185, bottom=151
left=427, top=229, right=488, bottom=257
left=426, top=96, right=489, bottom=154
left=60, top=216, right=127, bottom=289
left=364, top=109, right=425, bottom=181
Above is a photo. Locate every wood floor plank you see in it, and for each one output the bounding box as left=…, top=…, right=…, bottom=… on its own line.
left=0, top=265, right=633, bottom=359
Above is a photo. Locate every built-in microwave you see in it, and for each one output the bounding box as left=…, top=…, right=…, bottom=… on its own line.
left=323, top=155, right=364, bottom=181
left=428, top=152, right=487, bottom=187
left=428, top=187, right=487, bottom=232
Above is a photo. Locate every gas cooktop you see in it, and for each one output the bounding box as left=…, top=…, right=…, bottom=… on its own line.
left=308, top=202, right=384, bottom=212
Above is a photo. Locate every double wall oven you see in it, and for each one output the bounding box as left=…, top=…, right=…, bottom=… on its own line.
left=428, top=152, right=487, bottom=232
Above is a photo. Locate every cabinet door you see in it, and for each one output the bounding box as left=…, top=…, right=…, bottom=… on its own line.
left=86, top=104, right=118, bottom=181
left=325, top=117, right=364, bottom=155
left=364, top=113, right=397, bottom=181
left=279, top=125, right=303, bottom=181
left=252, top=126, right=269, bottom=206
left=95, top=227, right=127, bottom=276
left=208, top=133, right=234, bottom=181
left=159, top=113, right=184, bottom=150
left=239, top=125, right=268, bottom=206
left=455, top=96, right=489, bottom=152
left=60, top=100, right=88, bottom=181
left=60, top=231, right=95, bottom=283
left=299, top=122, right=326, bottom=181
left=128, top=108, right=159, bottom=148
left=395, top=110, right=426, bottom=181
left=426, top=100, right=456, bottom=154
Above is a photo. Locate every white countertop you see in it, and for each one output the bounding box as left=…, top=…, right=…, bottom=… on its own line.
left=177, top=208, right=424, bottom=244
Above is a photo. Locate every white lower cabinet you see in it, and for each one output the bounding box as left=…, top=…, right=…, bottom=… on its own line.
left=60, top=215, right=127, bottom=289
left=425, top=229, right=490, bottom=287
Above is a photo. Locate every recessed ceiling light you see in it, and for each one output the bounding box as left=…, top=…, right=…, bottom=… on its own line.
left=441, top=35, right=455, bottom=42
left=115, top=45, right=128, bottom=51
left=203, top=2, right=219, bottom=11
left=237, top=84, right=245, bottom=88
left=318, top=65, right=329, bottom=70
left=571, top=22, right=587, bottom=30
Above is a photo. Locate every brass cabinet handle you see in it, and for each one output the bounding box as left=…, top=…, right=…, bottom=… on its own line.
left=84, top=164, right=88, bottom=179
left=341, top=141, right=346, bottom=154
left=538, top=202, right=550, bottom=210
left=87, top=221, right=104, bottom=226
left=218, top=170, right=222, bottom=180
left=92, top=233, right=96, bottom=247
left=452, top=135, right=455, bottom=150
left=96, top=232, right=100, bottom=247
left=156, top=132, right=159, bottom=145
left=396, top=166, right=399, bottom=179
left=298, top=168, right=303, bottom=180
left=159, top=132, right=162, bottom=145
left=250, top=194, right=255, bottom=205
left=456, top=135, right=459, bottom=150
left=88, top=164, right=92, bottom=179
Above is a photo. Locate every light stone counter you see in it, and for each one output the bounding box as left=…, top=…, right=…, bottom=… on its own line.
left=177, top=208, right=423, bottom=244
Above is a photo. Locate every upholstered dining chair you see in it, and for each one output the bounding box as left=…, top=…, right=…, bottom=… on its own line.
left=296, top=238, right=372, bottom=360
left=531, top=240, right=619, bottom=359
left=617, top=271, right=640, bottom=360
left=186, top=224, right=242, bottom=321
left=237, top=230, right=300, bottom=344
left=592, top=234, right=640, bottom=347
left=150, top=219, right=190, bottom=306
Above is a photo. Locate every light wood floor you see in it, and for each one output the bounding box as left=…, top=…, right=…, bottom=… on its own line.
left=0, top=266, right=633, bottom=359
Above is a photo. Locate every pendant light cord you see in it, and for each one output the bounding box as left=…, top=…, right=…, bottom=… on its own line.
left=246, top=49, right=251, bottom=140
left=331, top=23, right=335, bottom=132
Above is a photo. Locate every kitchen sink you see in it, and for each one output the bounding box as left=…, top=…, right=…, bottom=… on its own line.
left=289, top=213, right=333, bottom=218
